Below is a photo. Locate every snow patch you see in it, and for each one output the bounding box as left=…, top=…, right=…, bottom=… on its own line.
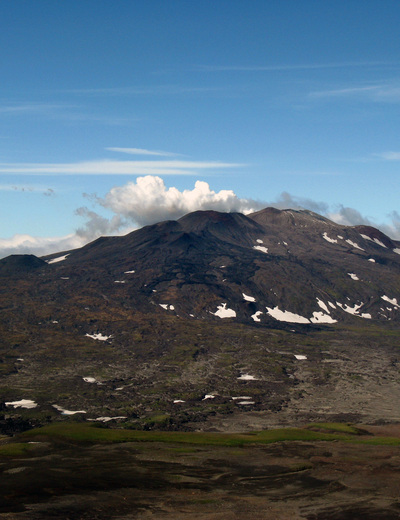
left=53, top=405, right=86, bottom=415
left=212, top=303, right=236, bottom=318
left=394, top=248, right=400, bottom=255
left=336, top=302, right=371, bottom=319
left=83, top=377, right=103, bottom=385
left=322, top=233, right=337, bottom=244
left=368, top=258, right=376, bottom=262
left=83, top=377, right=97, bottom=383
left=348, top=273, right=359, bottom=281
left=266, top=306, right=310, bottom=324
left=232, top=396, right=252, bottom=400
left=310, top=312, right=338, bottom=324
left=294, top=355, right=307, bottom=360
left=256, top=239, right=264, bottom=243
left=316, top=298, right=329, bottom=313
left=381, top=295, right=400, bottom=308
left=345, top=239, right=365, bottom=251
left=374, top=238, right=387, bottom=248
left=238, top=374, right=258, bottom=381
left=124, top=270, right=135, bottom=274
left=253, top=245, right=268, bottom=254
left=251, top=311, right=263, bottom=322
left=242, top=293, right=256, bottom=302
left=85, top=333, right=111, bottom=341
left=173, top=399, right=185, bottom=403
left=47, top=254, right=69, bottom=264
left=236, top=401, right=255, bottom=405
left=114, top=280, right=126, bottom=284
left=5, top=399, right=37, bottom=409
left=361, top=234, right=387, bottom=248
left=202, top=394, right=215, bottom=400
left=159, top=304, right=175, bottom=311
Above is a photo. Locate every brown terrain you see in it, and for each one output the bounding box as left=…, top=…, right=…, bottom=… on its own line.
left=1, top=208, right=400, bottom=518
left=2, top=426, right=400, bottom=519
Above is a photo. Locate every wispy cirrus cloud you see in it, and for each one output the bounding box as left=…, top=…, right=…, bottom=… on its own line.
left=106, top=147, right=181, bottom=157
left=309, top=83, right=400, bottom=102
left=0, top=159, right=243, bottom=176
left=197, top=61, right=395, bottom=73
left=0, top=102, right=70, bottom=114
left=0, top=101, right=134, bottom=126
left=373, top=151, right=400, bottom=161
left=67, top=85, right=221, bottom=96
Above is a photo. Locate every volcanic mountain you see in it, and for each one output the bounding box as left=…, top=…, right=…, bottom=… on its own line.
left=1, top=207, right=400, bottom=432
left=4, top=206, right=399, bottom=325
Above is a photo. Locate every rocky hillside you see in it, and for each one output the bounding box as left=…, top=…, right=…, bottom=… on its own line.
left=4, top=206, right=399, bottom=326
left=1, top=207, right=400, bottom=432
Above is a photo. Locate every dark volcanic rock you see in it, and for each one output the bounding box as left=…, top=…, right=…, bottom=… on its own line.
left=3, top=207, right=400, bottom=325
left=0, top=254, right=47, bottom=276
left=35, top=207, right=400, bottom=325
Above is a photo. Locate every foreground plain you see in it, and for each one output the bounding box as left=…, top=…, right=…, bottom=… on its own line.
left=1, top=422, right=400, bottom=519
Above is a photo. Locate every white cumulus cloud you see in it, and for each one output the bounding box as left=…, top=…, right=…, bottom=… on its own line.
left=96, top=175, right=264, bottom=226
left=0, top=177, right=263, bottom=258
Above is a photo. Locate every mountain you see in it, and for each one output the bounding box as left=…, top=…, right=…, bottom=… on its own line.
left=1, top=207, right=400, bottom=433
left=8, top=206, right=400, bottom=325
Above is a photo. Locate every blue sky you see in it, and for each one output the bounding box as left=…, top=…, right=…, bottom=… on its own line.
left=1, top=0, right=400, bottom=257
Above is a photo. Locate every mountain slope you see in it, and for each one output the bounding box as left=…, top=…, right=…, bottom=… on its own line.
left=1, top=207, right=400, bottom=432
left=15, top=207, right=400, bottom=325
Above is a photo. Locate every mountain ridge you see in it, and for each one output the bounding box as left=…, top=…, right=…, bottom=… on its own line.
left=2, top=207, right=400, bottom=325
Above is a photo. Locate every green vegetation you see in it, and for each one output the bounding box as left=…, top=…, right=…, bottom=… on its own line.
left=0, top=442, right=33, bottom=456
left=18, top=421, right=400, bottom=447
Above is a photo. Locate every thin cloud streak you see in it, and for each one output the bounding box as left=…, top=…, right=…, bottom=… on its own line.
left=0, top=159, right=243, bottom=176
left=197, top=61, right=395, bottom=72
left=309, top=86, right=380, bottom=98
left=0, top=103, right=72, bottom=114
left=67, top=85, right=222, bottom=96
left=106, top=147, right=181, bottom=157
left=309, top=83, right=400, bottom=102
left=374, top=151, right=400, bottom=161
left=0, top=102, right=135, bottom=126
